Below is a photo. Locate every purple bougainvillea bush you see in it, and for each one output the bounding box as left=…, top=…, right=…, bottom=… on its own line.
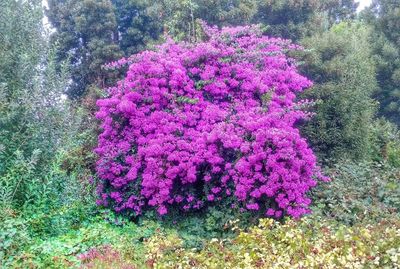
left=95, top=24, right=328, bottom=218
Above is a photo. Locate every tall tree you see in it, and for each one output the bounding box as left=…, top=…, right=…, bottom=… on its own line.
left=47, top=0, right=122, bottom=99
left=112, top=0, right=162, bottom=56
left=0, top=0, right=76, bottom=208
left=362, top=0, right=400, bottom=125
left=152, top=0, right=358, bottom=43
left=323, top=0, right=358, bottom=24
left=253, top=0, right=358, bottom=41
left=300, top=22, right=378, bottom=161
left=254, top=0, right=321, bottom=41
left=47, top=0, right=361, bottom=99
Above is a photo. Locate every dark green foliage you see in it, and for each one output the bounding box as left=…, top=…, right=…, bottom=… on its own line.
left=0, top=0, right=43, bottom=100
left=312, top=161, right=400, bottom=225
left=361, top=0, right=400, bottom=125
left=371, top=34, right=400, bottom=124
left=300, top=22, right=378, bottom=161
left=368, top=0, right=400, bottom=46
left=254, top=0, right=320, bottom=41
left=151, top=0, right=359, bottom=42
left=253, top=0, right=359, bottom=41
left=368, top=118, right=400, bottom=165
left=323, top=0, right=359, bottom=24
left=0, top=8, right=96, bottom=268
left=0, top=0, right=83, bottom=209
left=193, top=0, right=257, bottom=26
left=0, top=0, right=44, bottom=173
left=47, top=0, right=161, bottom=99
left=47, top=0, right=122, bottom=99
left=112, top=0, right=162, bottom=55
left=0, top=213, right=30, bottom=266
left=155, top=204, right=258, bottom=249
left=46, top=0, right=362, bottom=99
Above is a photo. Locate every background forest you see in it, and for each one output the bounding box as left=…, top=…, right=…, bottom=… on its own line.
left=0, top=0, right=399, bottom=268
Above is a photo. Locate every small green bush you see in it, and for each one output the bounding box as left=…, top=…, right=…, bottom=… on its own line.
left=0, top=212, right=31, bottom=267
left=311, top=161, right=400, bottom=225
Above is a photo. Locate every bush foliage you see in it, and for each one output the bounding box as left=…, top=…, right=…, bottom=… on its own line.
left=311, top=161, right=400, bottom=225
left=6, top=214, right=399, bottom=268
left=95, top=24, right=328, bottom=218
left=149, top=217, right=400, bottom=269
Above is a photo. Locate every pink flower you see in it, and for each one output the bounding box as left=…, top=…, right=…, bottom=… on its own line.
left=157, top=206, right=167, bottom=215
left=246, top=203, right=259, bottom=210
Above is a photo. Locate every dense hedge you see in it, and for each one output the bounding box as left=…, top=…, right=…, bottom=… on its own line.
left=95, top=24, right=327, bottom=218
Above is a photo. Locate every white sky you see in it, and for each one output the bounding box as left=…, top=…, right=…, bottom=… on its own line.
left=357, top=0, right=373, bottom=11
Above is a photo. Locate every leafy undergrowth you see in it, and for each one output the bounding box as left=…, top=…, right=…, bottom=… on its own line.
left=149, top=217, right=400, bottom=268
left=311, top=161, right=400, bottom=225
left=3, top=213, right=399, bottom=269
left=2, top=161, right=399, bottom=268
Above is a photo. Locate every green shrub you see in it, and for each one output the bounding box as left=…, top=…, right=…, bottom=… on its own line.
left=0, top=0, right=90, bottom=213
left=0, top=213, right=31, bottom=267
left=149, top=217, right=400, bottom=268
left=10, top=215, right=160, bottom=268
left=387, top=141, right=400, bottom=168
left=311, top=161, right=400, bottom=225
left=369, top=118, right=400, bottom=165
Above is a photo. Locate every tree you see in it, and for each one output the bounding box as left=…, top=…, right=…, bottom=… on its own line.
left=150, top=0, right=359, bottom=43
left=47, top=0, right=122, bottom=99
left=300, top=22, right=378, bottom=161
left=0, top=0, right=77, bottom=208
left=112, top=0, right=163, bottom=56
left=361, top=0, right=400, bottom=125
left=252, top=0, right=358, bottom=41
left=323, top=0, right=358, bottom=24
left=148, top=0, right=258, bottom=42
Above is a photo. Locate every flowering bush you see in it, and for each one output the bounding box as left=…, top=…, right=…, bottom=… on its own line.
left=95, top=24, right=327, bottom=218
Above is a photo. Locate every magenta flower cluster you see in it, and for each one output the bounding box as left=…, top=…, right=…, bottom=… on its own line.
left=95, top=24, right=328, bottom=218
